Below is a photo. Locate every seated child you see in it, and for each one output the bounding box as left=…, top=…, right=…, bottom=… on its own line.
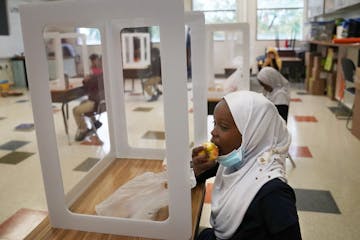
left=257, top=66, right=290, bottom=122
left=192, top=91, right=301, bottom=240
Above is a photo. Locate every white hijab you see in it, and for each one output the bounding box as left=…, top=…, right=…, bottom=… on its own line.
left=210, top=91, right=291, bottom=239
left=257, top=67, right=290, bottom=105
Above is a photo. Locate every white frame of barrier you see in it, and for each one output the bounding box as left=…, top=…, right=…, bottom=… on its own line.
left=20, top=0, right=192, bottom=238
left=206, top=23, right=250, bottom=96
left=185, top=12, right=207, bottom=146
left=43, top=32, right=89, bottom=82
left=121, top=32, right=151, bottom=69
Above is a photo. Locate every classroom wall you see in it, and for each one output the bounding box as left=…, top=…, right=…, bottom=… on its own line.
left=0, top=3, right=24, bottom=58
left=0, top=1, right=306, bottom=69
left=4, top=1, right=358, bottom=76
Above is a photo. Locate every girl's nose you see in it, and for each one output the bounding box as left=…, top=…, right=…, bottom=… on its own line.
left=210, top=127, right=217, bottom=137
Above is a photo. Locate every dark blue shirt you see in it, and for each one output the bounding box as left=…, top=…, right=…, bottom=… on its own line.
left=196, top=166, right=302, bottom=240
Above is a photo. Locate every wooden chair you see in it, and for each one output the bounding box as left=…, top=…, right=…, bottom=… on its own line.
left=341, top=58, right=356, bottom=129
left=84, top=100, right=106, bottom=143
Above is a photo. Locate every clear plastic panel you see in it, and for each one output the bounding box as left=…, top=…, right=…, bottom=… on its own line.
left=43, top=26, right=110, bottom=195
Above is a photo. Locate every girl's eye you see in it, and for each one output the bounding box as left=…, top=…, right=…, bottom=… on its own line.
left=220, top=125, right=229, bottom=131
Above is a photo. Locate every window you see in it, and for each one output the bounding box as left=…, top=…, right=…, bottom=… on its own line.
left=257, top=0, right=303, bottom=40
left=192, top=0, right=237, bottom=24
left=77, top=28, right=101, bottom=45
left=78, top=27, right=160, bottom=44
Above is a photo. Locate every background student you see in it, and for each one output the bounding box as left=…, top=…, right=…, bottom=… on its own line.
left=142, top=47, right=162, bottom=102
left=73, top=54, right=104, bottom=141
left=257, top=66, right=290, bottom=122
left=262, top=47, right=282, bottom=71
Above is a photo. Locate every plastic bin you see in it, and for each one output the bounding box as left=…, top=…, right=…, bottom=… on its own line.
left=309, top=21, right=335, bottom=41
left=0, top=80, right=10, bottom=92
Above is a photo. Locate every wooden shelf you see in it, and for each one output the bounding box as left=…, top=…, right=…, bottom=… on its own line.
left=309, top=40, right=360, bottom=48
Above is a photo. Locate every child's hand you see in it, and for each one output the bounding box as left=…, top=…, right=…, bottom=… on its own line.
left=192, top=144, right=218, bottom=176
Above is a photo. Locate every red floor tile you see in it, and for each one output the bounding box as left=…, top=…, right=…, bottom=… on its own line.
left=205, top=183, right=213, bottom=204
left=290, top=98, right=302, bottom=102
left=0, top=208, right=47, bottom=240
left=294, top=115, right=318, bottom=122
left=80, top=135, right=103, bottom=146
left=289, top=146, right=313, bottom=158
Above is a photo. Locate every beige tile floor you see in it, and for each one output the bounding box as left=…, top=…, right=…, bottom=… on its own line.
left=1, top=80, right=360, bottom=239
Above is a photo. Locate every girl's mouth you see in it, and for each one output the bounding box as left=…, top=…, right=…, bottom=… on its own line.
left=210, top=140, right=222, bottom=155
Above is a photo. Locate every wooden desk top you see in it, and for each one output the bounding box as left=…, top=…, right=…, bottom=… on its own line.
left=49, top=78, right=86, bottom=103
left=49, top=77, right=84, bottom=91
left=281, top=57, right=302, bottom=62
left=309, top=40, right=360, bottom=48
left=123, top=67, right=151, bottom=79
left=25, top=158, right=205, bottom=240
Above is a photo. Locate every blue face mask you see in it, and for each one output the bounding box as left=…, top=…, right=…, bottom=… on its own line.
left=217, top=147, right=244, bottom=169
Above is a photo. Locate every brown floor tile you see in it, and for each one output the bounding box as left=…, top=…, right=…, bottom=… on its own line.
left=0, top=151, right=34, bottom=164
left=52, top=108, right=61, bottom=114
left=133, top=107, right=153, bottom=112
left=74, top=157, right=100, bottom=172
left=0, top=208, right=47, bottom=240
left=294, top=115, right=318, bottom=122
left=289, top=146, right=313, bottom=158
left=290, top=98, right=302, bottom=102
left=80, top=135, right=103, bottom=146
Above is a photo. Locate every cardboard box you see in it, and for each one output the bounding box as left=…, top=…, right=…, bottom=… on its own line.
left=326, top=71, right=336, bottom=99
left=313, top=56, right=322, bottom=69
left=310, top=77, right=326, bottom=95
left=305, top=68, right=311, bottom=91
left=305, top=60, right=313, bottom=91
left=305, top=52, right=314, bottom=66
left=312, top=66, right=321, bottom=80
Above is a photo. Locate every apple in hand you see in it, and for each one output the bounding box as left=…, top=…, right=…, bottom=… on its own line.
left=198, top=142, right=219, bottom=161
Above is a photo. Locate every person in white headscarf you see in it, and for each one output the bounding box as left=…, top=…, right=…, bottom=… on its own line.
left=192, top=91, right=301, bottom=240
left=257, top=67, right=290, bottom=122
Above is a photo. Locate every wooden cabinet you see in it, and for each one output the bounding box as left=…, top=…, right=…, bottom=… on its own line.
left=306, top=41, right=338, bottom=96
left=306, top=41, right=360, bottom=100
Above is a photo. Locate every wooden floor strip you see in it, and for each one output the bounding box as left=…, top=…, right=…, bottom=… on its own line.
left=0, top=208, right=47, bottom=240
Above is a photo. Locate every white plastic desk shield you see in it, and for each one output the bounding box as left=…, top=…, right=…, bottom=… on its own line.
left=20, top=0, right=192, bottom=239
left=185, top=12, right=207, bottom=146
left=205, top=23, right=250, bottom=93
left=43, top=32, right=89, bottom=83
left=121, top=32, right=151, bottom=69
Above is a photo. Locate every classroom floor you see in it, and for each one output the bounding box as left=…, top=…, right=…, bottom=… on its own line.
left=1, top=78, right=360, bottom=239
